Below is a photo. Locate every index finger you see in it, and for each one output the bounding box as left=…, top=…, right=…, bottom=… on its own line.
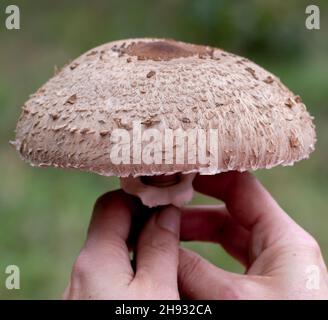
left=193, top=171, right=296, bottom=246
left=82, top=190, right=141, bottom=278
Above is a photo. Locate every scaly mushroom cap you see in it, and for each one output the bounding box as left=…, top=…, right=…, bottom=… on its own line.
left=13, top=38, right=316, bottom=177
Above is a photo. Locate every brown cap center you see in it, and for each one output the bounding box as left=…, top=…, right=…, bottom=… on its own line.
left=121, top=40, right=213, bottom=61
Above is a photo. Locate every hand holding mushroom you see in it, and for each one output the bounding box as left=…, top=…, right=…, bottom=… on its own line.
left=63, top=172, right=328, bottom=299
left=13, top=38, right=323, bottom=300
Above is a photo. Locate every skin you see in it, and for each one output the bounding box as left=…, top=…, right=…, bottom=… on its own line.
left=63, top=172, right=328, bottom=300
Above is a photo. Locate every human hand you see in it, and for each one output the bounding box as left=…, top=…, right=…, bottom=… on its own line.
left=63, top=190, right=181, bottom=299
left=179, top=172, right=328, bottom=299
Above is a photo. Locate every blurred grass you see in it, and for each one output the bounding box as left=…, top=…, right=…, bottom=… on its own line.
left=0, top=0, right=327, bottom=299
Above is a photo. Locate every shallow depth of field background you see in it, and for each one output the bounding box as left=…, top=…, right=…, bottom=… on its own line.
left=0, top=0, right=327, bottom=299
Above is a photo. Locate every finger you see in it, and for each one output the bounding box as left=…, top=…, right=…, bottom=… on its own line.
left=82, top=190, right=141, bottom=279
left=194, top=172, right=288, bottom=229
left=194, top=172, right=315, bottom=265
left=194, top=172, right=300, bottom=246
left=180, top=205, right=250, bottom=266
left=178, top=248, right=258, bottom=300
left=134, top=206, right=180, bottom=291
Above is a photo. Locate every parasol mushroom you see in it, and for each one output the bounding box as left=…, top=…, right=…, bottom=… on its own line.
left=12, top=38, right=316, bottom=207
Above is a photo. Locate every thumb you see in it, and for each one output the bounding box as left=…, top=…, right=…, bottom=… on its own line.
left=178, top=248, right=257, bottom=300
left=134, top=206, right=181, bottom=293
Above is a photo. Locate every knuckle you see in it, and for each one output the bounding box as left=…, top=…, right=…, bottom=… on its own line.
left=292, top=231, right=322, bottom=255
left=65, top=249, right=94, bottom=299
left=179, top=250, right=204, bottom=283
left=107, top=239, right=130, bottom=261
left=305, top=236, right=322, bottom=256
left=71, top=250, right=93, bottom=278
left=280, top=230, right=324, bottom=265
left=144, top=237, right=173, bottom=257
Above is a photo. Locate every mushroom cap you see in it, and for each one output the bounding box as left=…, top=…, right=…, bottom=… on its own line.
left=13, top=38, right=316, bottom=177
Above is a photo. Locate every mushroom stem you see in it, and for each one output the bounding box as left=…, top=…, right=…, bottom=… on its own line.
left=140, top=173, right=181, bottom=187
left=120, top=173, right=196, bottom=208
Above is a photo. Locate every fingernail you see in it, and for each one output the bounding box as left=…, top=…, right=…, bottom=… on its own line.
left=156, top=206, right=180, bottom=235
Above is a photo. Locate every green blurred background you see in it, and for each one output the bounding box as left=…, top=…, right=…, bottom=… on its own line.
left=0, top=0, right=327, bottom=299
